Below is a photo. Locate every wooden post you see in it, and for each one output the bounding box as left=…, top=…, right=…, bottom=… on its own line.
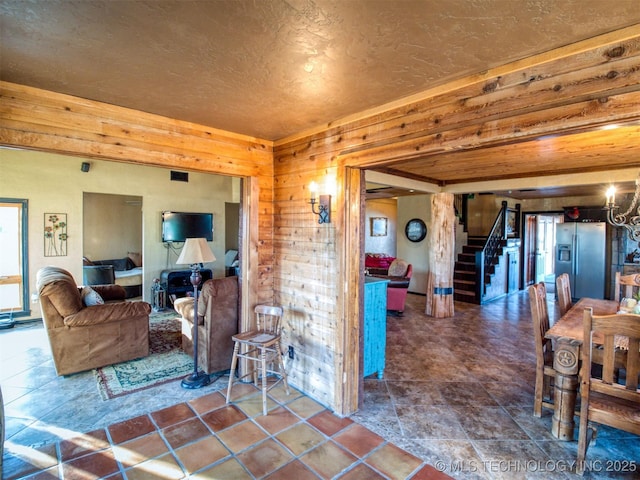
left=425, top=193, right=455, bottom=318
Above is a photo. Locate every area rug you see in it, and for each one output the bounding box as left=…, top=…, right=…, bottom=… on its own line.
left=94, top=310, right=194, bottom=400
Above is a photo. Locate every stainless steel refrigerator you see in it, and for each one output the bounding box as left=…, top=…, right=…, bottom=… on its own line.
left=555, top=222, right=606, bottom=300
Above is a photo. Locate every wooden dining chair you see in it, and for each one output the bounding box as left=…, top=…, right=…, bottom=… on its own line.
left=576, top=308, right=640, bottom=475
left=555, top=273, right=572, bottom=316
left=528, top=282, right=555, bottom=417
left=613, top=272, right=640, bottom=302
left=226, top=305, right=290, bottom=415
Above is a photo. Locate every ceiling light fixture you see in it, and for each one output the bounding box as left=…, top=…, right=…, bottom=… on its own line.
left=605, top=172, right=640, bottom=243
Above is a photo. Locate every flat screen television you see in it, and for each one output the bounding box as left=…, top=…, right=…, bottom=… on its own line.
left=162, top=211, right=213, bottom=242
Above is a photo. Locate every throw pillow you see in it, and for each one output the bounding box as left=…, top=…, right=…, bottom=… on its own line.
left=81, top=286, right=104, bottom=306
left=388, top=259, right=409, bottom=277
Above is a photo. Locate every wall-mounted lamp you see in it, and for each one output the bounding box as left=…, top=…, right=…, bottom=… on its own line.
left=81, top=162, right=91, bottom=172
left=309, top=181, right=331, bottom=224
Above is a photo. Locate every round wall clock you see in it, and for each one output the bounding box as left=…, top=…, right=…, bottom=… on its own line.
left=405, top=218, right=427, bottom=242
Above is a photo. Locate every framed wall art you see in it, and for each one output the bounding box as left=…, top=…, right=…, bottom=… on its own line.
left=370, top=217, right=387, bottom=237
left=44, top=213, right=67, bottom=256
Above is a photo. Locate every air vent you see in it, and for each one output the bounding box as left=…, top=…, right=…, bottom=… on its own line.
left=170, top=171, right=188, bottom=182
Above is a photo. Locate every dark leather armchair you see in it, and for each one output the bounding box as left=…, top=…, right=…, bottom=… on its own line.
left=174, top=276, right=239, bottom=374
left=36, top=266, right=150, bottom=375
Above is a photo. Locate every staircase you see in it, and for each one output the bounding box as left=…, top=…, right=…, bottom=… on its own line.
left=453, top=200, right=518, bottom=304
left=454, top=236, right=483, bottom=303
left=454, top=236, right=503, bottom=304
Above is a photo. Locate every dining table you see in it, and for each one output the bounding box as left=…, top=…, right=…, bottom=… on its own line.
left=544, top=296, right=619, bottom=440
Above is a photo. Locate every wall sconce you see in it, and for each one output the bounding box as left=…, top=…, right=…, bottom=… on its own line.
left=309, top=181, right=331, bottom=224
left=81, top=162, right=91, bottom=172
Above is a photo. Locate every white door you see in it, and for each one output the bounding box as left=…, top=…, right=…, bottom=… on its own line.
left=536, top=214, right=563, bottom=284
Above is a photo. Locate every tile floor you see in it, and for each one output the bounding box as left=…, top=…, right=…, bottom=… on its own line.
left=2, top=288, right=639, bottom=479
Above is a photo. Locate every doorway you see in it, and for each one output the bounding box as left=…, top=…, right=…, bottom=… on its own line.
left=523, top=212, right=563, bottom=289
left=83, top=193, right=143, bottom=263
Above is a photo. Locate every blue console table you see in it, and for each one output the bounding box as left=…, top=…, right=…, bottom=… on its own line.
left=363, top=276, right=389, bottom=379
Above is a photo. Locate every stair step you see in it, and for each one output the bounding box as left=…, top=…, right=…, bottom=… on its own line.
left=467, top=236, right=486, bottom=246
left=454, top=290, right=477, bottom=302
left=455, top=260, right=475, bottom=266
left=454, top=291, right=480, bottom=304
left=454, top=282, right=476, bottom=292
left=455, top=262, right=476, bottom=272
left=457, top=258, right=476, bottom=266
left=454, top=288, right=476, bottom=296
left=454, top=272, right=475, bottom=280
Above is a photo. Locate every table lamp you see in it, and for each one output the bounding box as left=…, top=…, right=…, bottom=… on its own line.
left=176, top=237, right=216, bottom=388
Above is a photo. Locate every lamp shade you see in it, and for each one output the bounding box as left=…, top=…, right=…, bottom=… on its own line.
left=176, top=238, right=216, bottom=265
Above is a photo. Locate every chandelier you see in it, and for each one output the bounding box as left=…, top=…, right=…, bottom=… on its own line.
left=605, top=173, right=640, bottom=242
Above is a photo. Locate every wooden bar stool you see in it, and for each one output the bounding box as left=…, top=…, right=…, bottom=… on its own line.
left=226, top=305, right=289, bottom=415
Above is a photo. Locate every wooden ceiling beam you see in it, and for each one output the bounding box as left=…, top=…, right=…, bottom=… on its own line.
left=338, top=89, right=640, bottom=169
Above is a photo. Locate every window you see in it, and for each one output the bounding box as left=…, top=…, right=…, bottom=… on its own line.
left=0, top=199, right=29, bottom=318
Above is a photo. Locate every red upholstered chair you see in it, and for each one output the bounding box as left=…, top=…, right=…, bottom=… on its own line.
left=386, top=259, right=412, bottom=315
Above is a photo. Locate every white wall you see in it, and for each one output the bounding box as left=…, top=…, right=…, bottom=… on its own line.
left=397, top=195, right=431, bottom=294
left=83, top=192, right=143, bottom=260
left=364, top=199, right=397, bottom=256
left=1, top=148, right=236, bottom=319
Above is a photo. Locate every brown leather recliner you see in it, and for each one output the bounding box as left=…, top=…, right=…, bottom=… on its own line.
left=174, top=276, right=239, bottom=374
left=36, top=266, right=151, bottom=376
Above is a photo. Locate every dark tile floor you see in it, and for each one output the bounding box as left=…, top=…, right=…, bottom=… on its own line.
left=2, top=288, right=639, bottom=479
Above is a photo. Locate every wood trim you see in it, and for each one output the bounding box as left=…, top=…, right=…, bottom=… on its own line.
left=0, top=81, right=272, bottom=176
left=337, top=89, right=640, bottom=172
left=336, top=166, right=363, bottom=416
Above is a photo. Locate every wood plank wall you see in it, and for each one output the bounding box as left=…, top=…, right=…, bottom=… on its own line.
left=273, top=25, right=640, bottom=415
left=0, top=80, right=274, bottom=330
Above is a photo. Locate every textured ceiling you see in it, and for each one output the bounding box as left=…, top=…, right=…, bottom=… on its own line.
left=2, top=0, right=640, bottom=141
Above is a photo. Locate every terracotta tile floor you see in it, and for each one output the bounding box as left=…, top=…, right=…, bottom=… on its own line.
left=2, top=288, right=639, bottom=479
left=2, top=383, right=437, bottom=479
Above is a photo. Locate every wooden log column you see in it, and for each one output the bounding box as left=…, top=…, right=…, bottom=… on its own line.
left=425, top=193, right=455, bottom=318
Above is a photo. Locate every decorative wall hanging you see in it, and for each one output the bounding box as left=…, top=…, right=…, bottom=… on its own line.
left=44, top=213, right=67, bottom=256
left=370, top=217, right=388, bottom=237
